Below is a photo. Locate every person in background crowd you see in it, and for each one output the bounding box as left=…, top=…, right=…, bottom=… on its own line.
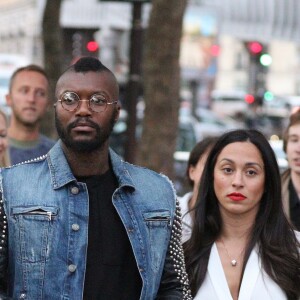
left=184, top=129, right=300, bottom=300
left=0, top=57, right=192, bottom=299
left=179, top=136, right=218, bottom=243
left=0, top=110, right=10, bottom=167
left=5, top=64, right=55, bottom=164
left=282, top=108, right=300, bottom=231
left=0, top=109, right=10, bottom=299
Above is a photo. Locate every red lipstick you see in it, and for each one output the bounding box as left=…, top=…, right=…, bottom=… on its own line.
left=227, top=192, right=246, bottom=201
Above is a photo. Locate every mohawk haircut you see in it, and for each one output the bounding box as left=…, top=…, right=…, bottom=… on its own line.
left=69, top=56, right=111, bottom=74
left=56, top=56, right=119, bottom=99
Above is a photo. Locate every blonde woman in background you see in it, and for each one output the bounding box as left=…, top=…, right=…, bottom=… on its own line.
left=0, top=110, right=10, bottom=167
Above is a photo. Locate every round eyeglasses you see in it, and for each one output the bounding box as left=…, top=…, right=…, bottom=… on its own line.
left=57, top=91, right=118, bottom=113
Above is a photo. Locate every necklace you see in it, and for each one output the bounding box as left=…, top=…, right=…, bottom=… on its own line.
left=220, top=238, right=244, bottom=267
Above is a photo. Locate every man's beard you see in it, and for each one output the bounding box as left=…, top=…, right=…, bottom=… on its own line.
left=55, top=111, right=117, bottom=153
left=15, top=111, right=41, bottom=129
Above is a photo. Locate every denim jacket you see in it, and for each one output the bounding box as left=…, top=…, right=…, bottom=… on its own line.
left=0, top=141, right=191, bottom=300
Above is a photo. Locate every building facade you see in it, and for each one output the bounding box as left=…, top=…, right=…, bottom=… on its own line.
left=0, top=0, right=133, bottom=83
left=203, top=0, right=300, bottom=96
left=0, top=0, right=300, bottom=100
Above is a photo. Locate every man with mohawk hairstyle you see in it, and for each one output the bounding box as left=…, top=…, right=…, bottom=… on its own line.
left=0, top=57, right=191, bottom=300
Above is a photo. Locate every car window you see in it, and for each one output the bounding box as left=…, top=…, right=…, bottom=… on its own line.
left=177, top=123, right=197, bottom=152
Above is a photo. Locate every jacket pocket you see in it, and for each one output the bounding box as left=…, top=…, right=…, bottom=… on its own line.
left=143, top=211, right=171, bottom=271
left=11, top=206, right=58, bottom=263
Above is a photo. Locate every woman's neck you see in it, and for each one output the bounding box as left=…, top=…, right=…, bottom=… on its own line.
left=220, top=211, right=254, bottom=242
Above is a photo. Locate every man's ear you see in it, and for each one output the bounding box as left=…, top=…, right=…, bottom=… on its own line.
left=115, top=104, right=121, bottom=122
left=5, top=94, right=12, bottom=107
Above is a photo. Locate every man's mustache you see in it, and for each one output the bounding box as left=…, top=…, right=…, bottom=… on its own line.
left=68, top=118, right=100, bottom=130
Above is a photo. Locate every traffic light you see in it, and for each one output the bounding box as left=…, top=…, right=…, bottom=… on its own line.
left=64, top=29, right=100, bottom=66
left=244, top=94, right=255, bottom=104
left=246, top=41, right=272, bottom=67
left=69, top=30, right=100, bottom=60
left=264, top=91, right=274, bottom=101
left=72, top=32, right=83, bottom=58
left=260, top=53, right=272, bottom=67
left=247, top=42, right=263, bottom=55
left=210, top=44, right=220, bottom=57
left=86, top=41, right=99, bottom=52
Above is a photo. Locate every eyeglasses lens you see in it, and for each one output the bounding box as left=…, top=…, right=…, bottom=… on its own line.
left=90, top=94, right=107, bottom=112
left=61, top=92, right=80, bottom=111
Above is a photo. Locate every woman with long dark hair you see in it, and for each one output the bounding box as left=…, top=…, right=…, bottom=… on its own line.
left=184, top=129, right=300, bottom=300
left=179, top=136, right=218, bottom=243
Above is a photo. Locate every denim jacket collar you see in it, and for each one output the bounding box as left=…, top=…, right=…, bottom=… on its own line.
left=48, top=140, right=135, bottom=191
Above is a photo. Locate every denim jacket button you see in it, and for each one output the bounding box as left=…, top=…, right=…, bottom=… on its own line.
left=68, top=264, right=77, bottom=272
left=71, top=186, right=79, bottom=195
left=19, top=293, right=26, bottom=299
left=72, top=224, right=80, bottom=231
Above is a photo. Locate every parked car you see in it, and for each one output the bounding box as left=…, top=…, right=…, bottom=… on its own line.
left=178, top=106, right=244, bottom=147
left=284, top=95, right=300, bottom=112
left=110, top=108, right=198, bottom=155
left=262, top=95, right=291, bottom=118
left=211, top=89, right=248, bottom=117
left=195, top=107, right=245, bottom=139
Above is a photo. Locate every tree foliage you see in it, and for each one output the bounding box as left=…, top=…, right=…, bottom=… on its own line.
left=137, top=0, right=188, bottom=178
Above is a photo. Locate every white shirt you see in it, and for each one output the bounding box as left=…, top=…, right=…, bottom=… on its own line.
left=178, top=192, right=193, bottom=243
left=194, top=232, right=300, bottom=300
left=194, top=243, right=287, bottom=300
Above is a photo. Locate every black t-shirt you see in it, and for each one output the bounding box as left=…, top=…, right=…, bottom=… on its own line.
left=288, top=179, right=300, bottom=231
left=78, top=169, right=142, bottom=300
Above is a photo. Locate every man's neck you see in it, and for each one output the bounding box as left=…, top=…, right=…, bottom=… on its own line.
left=291, top=170, right=300, bottom=196
left=62, top=144, right=110, bottom=177
left=8, top=119, right=40, bottom=142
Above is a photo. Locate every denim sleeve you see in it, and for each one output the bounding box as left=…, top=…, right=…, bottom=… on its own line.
left=0, top=193, right=9, bottom=299
left=155, top=200, right=192, bottom=300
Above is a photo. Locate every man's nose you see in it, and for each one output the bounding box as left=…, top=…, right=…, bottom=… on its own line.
left=75, top=99, right=92, bottom=116
left=26, top=90, right=36, bottom=103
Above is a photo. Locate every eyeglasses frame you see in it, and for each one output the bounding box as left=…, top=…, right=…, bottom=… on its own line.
left=57, top=91, right=118, bottom=113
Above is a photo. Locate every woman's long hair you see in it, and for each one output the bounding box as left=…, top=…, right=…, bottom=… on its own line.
left=184, top=129, right=300, bottom=298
